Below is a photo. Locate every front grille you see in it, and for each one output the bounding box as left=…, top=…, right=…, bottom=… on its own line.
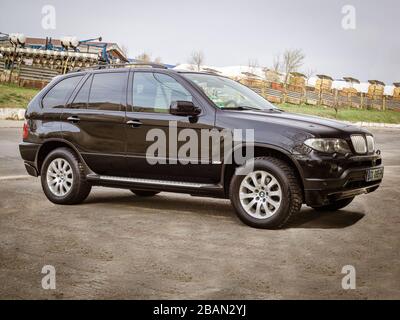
left=351, top=135, right=367, bottom=154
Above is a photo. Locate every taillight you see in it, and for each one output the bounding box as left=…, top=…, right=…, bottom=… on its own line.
left=23, top=121, right=29, bottom=139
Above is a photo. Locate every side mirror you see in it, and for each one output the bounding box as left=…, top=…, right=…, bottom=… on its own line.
left=170, top=101, right=201, bottom=117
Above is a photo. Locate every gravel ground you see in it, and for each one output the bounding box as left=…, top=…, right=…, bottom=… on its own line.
left=0, top=127, right=399, bottom=299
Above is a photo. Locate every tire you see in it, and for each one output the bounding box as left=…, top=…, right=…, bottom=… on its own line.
left=311, top=197, right=354, bottom=212
left=229, top=157, right=302, bottom=229
left=41, top=147, right=92, bottom=205
left=130, top=189, right=160, bottom=197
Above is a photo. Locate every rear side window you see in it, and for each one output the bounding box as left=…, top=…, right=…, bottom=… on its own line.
left=88, top=72, right=127, bottom=111
left=42, top=75, right=83, bottom=109
left=132, top=72, right=192, bottom=113
left=69, top=76, right=92, bottom=109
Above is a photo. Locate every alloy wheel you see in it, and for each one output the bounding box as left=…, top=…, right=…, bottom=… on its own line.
left=239, top=170, right=282, bottom=219
left=46, top=158, right=74, bottom=197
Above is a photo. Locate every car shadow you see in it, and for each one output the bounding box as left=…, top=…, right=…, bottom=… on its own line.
left=84, top=191, right=365, bottom=229
left=287, top=207, right=365, bottom=229
left=84, top=192, right=233, bottom=218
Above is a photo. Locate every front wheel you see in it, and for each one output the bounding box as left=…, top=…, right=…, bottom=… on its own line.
left=41, top=147, right=92, bottom=205
left=229, top=157, right=302, bottom=229
left=311, top=197, right=355, bottom=211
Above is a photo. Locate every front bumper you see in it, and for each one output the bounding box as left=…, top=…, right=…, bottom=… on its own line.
left=303, top=176, right=382, bottom=207
left=294, top=152, right=384, bottom=206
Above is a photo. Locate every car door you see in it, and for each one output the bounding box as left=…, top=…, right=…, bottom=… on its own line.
left=61, top=71, right=129, bottom=176
left=40, top=74, right=85, bottom=139
left=125, top=70, right=220, bottom=183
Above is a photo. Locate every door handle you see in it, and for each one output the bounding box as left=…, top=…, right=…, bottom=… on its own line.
left=67, top=116, right=80, bottom=123
left=126, top=120, right=142, bottom=128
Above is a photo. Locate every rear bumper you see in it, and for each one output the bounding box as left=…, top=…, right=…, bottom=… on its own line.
left=19, top=142, right=41, bottom=177
left=24, top=162, right=39, bottom=177
left=303, top=165, right=383, bottom=206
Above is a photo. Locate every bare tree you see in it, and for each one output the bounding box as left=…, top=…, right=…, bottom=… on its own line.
left=135, top=52, right=152, bottom=62
left=272, top=53, right=282, bottom=72
left=120, top=45, right=129, bottom=58
left=247, top=58, right=259, bottom=75
left=303, top=67, right=316, bottom=80
left=134, top=52, right=163, bottom=64
left=188, top=50, right=205, bottom=71
left=281, top=49, right=305, bottom=87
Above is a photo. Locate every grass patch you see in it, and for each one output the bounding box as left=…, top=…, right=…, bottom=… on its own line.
left=0, top=83, right=40, bottom=108
left=278, top=103, right=400, bottom=124
left=0, top=84, right=399, bottom=124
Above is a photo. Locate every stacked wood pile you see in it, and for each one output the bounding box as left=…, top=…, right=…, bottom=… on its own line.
left=342, top=87, right=358, bottom=95
left=342, top=77, right=361, bottom=108
left=315, top=74, right=333, bottom=92
left=271, top=82, right=283, bottom=90
left=289, top=72, right=306, bottom=87
left=239, top=72, right=264, bottom=88
left=314, top=75, right=333, bottom=107
left=286, top=72, right=306, bottom=104
left=367, top=80, right=385, bottom=110
left=264, top=69, right=282, bottom=83
left=367, top=80, right=385, bottom=97
left=393, top=83, right=400, bottom=101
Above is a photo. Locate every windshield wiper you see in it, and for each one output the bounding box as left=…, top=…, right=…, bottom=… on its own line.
left=221, top=105, right=262, bottom=111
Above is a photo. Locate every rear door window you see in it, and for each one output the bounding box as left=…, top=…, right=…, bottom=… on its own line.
left=88, top=72, right=127, bottom=111
left=42, top=75, right=83, bottom=109
left=69, top=76, right=92, bottom=109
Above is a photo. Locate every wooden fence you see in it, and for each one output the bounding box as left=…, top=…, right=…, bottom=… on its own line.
left=244, top=81, right=400, bottom=111
left=0, top=62, right=60, bottom=88
left=1, top=61, right=399, bottom=111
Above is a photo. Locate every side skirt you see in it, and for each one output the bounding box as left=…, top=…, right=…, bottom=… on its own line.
left=86, top=174, right=226, bottom=198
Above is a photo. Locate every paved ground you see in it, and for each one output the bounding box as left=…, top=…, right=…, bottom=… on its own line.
left=0, top=124, right=399, bottom=299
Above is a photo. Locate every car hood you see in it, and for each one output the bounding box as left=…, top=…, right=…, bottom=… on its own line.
left=221, top=109, right=370, bottom=137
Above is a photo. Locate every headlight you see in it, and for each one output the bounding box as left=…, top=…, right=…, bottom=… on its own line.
left=304, top=138, right=351, bottom=154
left=366, top=135, right=375, bottom=153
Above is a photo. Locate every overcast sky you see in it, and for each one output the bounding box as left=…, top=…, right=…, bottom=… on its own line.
left=1, top=0, right=398, bottom=83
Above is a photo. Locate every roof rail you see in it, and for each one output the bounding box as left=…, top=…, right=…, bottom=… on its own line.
left=69, top=62, right=168, bottom=73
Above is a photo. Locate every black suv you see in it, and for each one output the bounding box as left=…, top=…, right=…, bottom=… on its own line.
left=19, top=64, right=384, bottom=229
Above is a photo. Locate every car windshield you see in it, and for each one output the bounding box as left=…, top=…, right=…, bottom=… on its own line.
left=183, top=73, right=277, bottom=111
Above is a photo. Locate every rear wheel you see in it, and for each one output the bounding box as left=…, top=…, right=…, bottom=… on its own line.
left=311, top=197, right=354, bottom=211
left=229, top=157, right=302, bottom=229
left=41, top=148, right=92, bottom=204
left=130, top=189, right=160, bottom=197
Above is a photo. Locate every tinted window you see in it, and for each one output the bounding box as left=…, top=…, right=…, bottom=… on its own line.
left=132, top=72, right=192, bottom=113
left=69, top=76, right=92, bottom=109
left=88, top=72, right=127, bottom=111
left=42, top=75, right=83, bottom=109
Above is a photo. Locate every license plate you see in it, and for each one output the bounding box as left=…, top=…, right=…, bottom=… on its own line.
left=366, top=168, right=384, bottom=182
